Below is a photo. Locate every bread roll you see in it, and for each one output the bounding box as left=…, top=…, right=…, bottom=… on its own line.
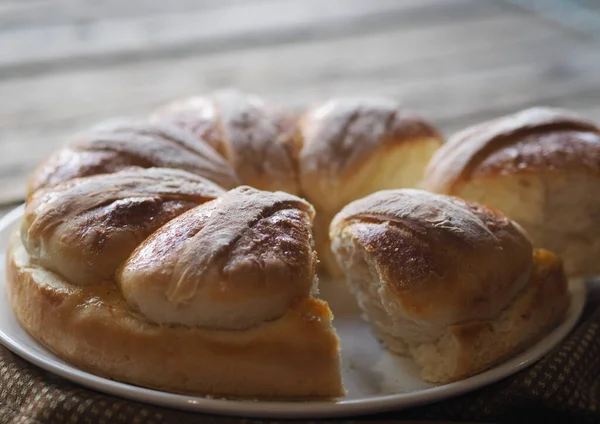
left=8, top=186, right=343, bottom=398
left=119, top=186, right=317, bottom=329
left=423, top=107, right=600, bottom=277
left=22, top=167, right=224, bottom=286
left=299, top=98, right=443, bottom=276
left=28, top=120, right=239, bottom=195
left=150, top=90, right=301, bottom=194
left=330, top=189, right=569, bottom=383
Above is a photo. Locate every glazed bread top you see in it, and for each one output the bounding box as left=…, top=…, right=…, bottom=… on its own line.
left=22, top=168, right=225, bottom=286
left=150, top=90, right=301, bottom=194
left=119, top=186, right=317, bottom=329
left=299, top=97, right=443, bottom=212
left=330, top=189, right=533, bottom=326
left=28, top=120, right=240, bottom=195
left=424, top=107, right=600, bottom=193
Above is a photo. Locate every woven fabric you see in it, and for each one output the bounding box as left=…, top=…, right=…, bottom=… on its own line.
left=1, top=298, right=599, bottom=424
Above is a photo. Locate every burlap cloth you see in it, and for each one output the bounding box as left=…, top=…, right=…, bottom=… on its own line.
left=1, top=287, right=599, bottom=424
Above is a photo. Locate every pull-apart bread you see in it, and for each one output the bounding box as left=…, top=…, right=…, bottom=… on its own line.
left=150, top=90, right=302, bottom=195
left=423, top=107, right=600, bottom=277
left=8, top=178, right=343, bottom=399
left=150, top=92, right=444, bottom=277
left=28, top=120, right=240, bottom=196
left=330, top=189, right=570, bottom=384
left=10, top=91, right=445, bottom=399
left=298, top=98, right=444, bottom=276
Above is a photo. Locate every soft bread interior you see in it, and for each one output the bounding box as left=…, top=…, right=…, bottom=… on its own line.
left=456, top=171, right=600, bottom=277
left=330, top=224, right=443, bottom=354
left=312, top=138, right=442, bottom=215
left=332, top=227, right=570, bottom=383
left=333, top=138, right=442, bottom=211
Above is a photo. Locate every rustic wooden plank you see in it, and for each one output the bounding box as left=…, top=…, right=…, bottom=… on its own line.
left=505, top=0, right=600, bottom=39
left=0, top=16, right=593, bottom=150
left=0, top=13, right=567, bottom=174
left=0, top=0, right=244, bottom=30
left=0, top=204, right=17, bottom=220
left=0, top=0, right=509, bottom=79
left=3, top=35, right=597, bottom=149
left=0, top=186, right=22, bottom=210
left=0, top=12, right=564, bottom=128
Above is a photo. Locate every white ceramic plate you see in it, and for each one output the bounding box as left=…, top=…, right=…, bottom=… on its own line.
left=0, top=205, right=587, bottom=419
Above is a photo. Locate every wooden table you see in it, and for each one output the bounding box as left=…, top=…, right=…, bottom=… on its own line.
left=2, top=0, right=600, bottom=215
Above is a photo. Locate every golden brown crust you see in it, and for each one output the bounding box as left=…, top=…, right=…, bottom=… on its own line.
left=299, top=97, right=442, bottom=207
left=441, top=249, right=570, bottom=382
left=119, top=186, right=318, bottom=329
left=22, top=168, right=225, bottom=286
left=150, top=90, right=302, bottom=194
left=330, top=188, right=569, bottom=383
left=330, top=189, right=533, bottom=325
left=6, top=234, right=344, bottom=399
left=28, top=120, right=240, bottom=195
left=423, top=107, right=600, bottom=193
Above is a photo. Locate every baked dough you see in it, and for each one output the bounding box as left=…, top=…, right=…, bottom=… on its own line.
left=330, top=189, right=570, bottom=383
left=28, top=120, right=239, bottom=195
left=11, top=93, right=579, bottom=396
left=423, top=107, right=600, bottom=277
left=298, top=98, right=444, bottom=276
left=150, top=90, right=301, bottom=194
left=8, top=184, right=343, bottom=398
left=23, top=167, right=225, bottom=286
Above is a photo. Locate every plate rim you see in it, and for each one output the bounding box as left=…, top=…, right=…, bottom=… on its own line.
left=0, top=204, right=588, bottom=419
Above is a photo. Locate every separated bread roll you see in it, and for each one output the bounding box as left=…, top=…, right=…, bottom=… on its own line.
left=28, top=120, right=239, bottom=195
left=299, top=98, right=443, bottom=276
left=330, top=189, right=569, bottom=383
left=423, top=107, right=600, bottom=277
left=8, top=185, right=343, bottom=398
left=150, top=90, right=301, bottom=194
